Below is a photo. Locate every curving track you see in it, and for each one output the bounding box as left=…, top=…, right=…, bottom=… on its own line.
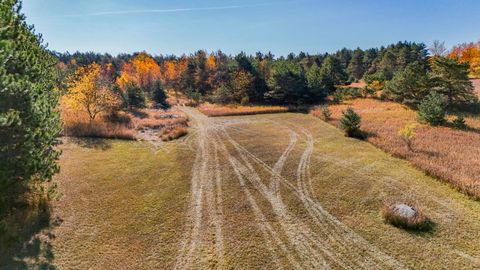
left=174, top=107, right=406, bottom=270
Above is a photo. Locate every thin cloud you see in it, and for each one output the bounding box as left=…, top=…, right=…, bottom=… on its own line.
left=42, top=2, right=298, bottom=18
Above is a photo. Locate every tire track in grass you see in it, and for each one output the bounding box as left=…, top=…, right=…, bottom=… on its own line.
left=220, top=128, right=354, bottom=269
left=294, top=127, right=381, bottom=269
left=175, top=108, right=224, bottom=269
left=212, top=142, right=225, bottom=268
left=212, top=132, right=298, bottom=269
left=270, top=131, right=298, bottom=198
left=222, top=127, right=406, bottom=269
left=178, top=108, right=405, bottom=269
left=174, top=119, right=208, bottom=269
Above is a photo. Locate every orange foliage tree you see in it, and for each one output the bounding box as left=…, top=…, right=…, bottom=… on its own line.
left=448, top=42, right=480, bottom=78
left=64, top=63, right=121, bottom=120
left=117, top=52, right=161, bottom=91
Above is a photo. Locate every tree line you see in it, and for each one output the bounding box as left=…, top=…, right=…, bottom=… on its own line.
left=54, top=41, right=431, bottom=107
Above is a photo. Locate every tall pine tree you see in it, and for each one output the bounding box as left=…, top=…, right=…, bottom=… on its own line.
left=0, top=0, right=61, bottom=247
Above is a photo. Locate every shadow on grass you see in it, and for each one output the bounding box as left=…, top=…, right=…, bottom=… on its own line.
left=130, top=109, right=148, bottom=119
left=0, top=187, right=62, bottom=270
left=401, top=220, right=437, bottom=237
left=70, top=137, right=112, bottom=150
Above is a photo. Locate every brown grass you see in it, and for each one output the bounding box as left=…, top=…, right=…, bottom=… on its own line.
left=198, top=103, right=289, bottom=117
left=62, top=106, right=189, bottom=141
left=62, top=110, right=136, bottom=140
left=159, top=126, right=188, bottom=141
left=312, top=98, right=480, bottom=199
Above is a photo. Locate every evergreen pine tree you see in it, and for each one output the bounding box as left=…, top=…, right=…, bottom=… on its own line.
left=340, top=107, right=361, bottom=137
left=152, top=81, right=168, bottom=108
left=418, top=92, right=446, bottom=126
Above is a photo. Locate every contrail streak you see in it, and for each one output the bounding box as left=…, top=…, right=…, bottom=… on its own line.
left=38, top=2, right=298, bottom=18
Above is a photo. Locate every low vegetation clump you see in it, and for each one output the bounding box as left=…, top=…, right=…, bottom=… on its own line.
left=312, top=98, right=480, bottom=199
left=198, top=103, right=289, bottom=117
left=61, top=106, right=188, bottom=142
left=159, top=126, right=188, bottom=141
left=417, top=92, right=446, bottom=126
left=311, top=106, right=332, bottom=120
left=61, top=107, right=136, bottom=140
left=452, top=115, right=468, bottom=130
left=398, top=123, right=417, bottom=152
left=132, top=109, right=188, bottom=129
left=382, top=202, right=432, bottom=231
left=339, top=107, right=362, bottom=137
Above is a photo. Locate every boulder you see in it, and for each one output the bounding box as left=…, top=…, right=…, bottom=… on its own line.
left=392, top=203, right=417, bottom=219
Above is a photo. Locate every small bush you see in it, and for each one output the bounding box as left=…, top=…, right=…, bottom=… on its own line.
left=418, top=92, right=445, bottom=126
left=452, top=115, right=468, bottom=130
left=382, top=203, right=432, bottom=231
left=332, top=91, right=343, bottom=104
left=362, top=86, right=376, bottom=98
left=340, top=107, right=361, bottom=137
left=321, top=106, right=332, bottom=120
left=152, top=81, right=168, bottom=108
left=398, top=123, right=417, bottom=151
left=126, top=84, right=146, bottom=109
left=160, top=126, right=188, bottom=141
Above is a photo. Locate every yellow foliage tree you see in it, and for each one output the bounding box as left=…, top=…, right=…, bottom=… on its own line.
left=64, top=63, right=121, bottom=120
left=117, top=52, right=161, bottom=91
left=398, top=123, right=417, bottom=151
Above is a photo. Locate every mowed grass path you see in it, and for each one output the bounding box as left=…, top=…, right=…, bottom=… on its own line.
left=44, top=110, right=480, bottom=269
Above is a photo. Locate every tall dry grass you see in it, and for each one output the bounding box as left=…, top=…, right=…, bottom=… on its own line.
left=62, top=106, right=189, bottom=141
left=61, top=109, right=136, bottom=140
left=312, top=98, right=480, bottom=199
left=199, top=103, right=289, bottom=117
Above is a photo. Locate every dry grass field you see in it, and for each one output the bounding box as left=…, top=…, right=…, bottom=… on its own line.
left=7, top=108, right=480, bottom=269
left=61, top=106, right=189, bottom=142
left=312, top=99, right=480, bottom=199
left=198, top=103, right=289, bottom=117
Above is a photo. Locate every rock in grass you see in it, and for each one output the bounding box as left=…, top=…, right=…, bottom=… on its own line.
left=392, top=203, right=417, bottom=219
left=382, top=202, right=432, bottom=231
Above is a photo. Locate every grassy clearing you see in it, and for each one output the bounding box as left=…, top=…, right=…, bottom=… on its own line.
left=198, top=103, right=289, bottom=117
left=227, top=113, right=480, bottom=269
left=37, top=139, right=192, bottom=269
left=9, top=110, right=480, bottom=269
left=312, top=98, right=480, bottom=199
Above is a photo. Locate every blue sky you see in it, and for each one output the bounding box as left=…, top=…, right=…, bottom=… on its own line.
left=23, top=0, right=480, bottom=56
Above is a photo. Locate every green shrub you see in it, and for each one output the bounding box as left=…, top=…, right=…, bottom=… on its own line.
left=152, top=81, right=168, bottom=107
left=340, top=107, right=361, bottom=137
left=332, top=91, right=343, bottom=104
left=321, top=106, right=332, bottom=120
left=452, top=115, right=468, bottom=130
left=126, top=83, right=146, bottom=109
left=418, top=92, right=445, bottom=126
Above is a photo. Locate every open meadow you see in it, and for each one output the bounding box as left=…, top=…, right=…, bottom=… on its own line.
left=4, top=1, right=480, bottom=269
left=6, top=108, right=480, bottom=269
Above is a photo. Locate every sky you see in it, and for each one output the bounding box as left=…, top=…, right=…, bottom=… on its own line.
left=22, top=0, right=480, bottom=57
